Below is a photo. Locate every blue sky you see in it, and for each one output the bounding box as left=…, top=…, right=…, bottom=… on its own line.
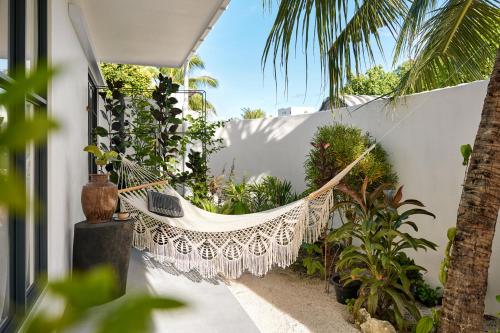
left=197, top=0, right=396, bottom=120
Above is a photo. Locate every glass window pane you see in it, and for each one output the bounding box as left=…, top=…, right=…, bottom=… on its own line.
left=26, top=0, right=38, bottom=71
left=0, top=0, right=8, bottom=73
left=25, top=103, right=36, bottom=290
left=0, top=99, right=9, bottom=323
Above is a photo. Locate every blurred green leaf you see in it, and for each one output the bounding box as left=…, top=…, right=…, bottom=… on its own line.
left=50, top=266, right=118, bottom=309
left=97, top=295, right=185, bottom=333
left=0, top=173, right=27, bottom=212
left=0, top=114, right=59, bottom=151
left=0, top=66, right=57, bottom=109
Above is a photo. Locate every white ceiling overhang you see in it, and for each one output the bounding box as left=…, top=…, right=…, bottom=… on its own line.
left=77, top=0, right=229, bottom=68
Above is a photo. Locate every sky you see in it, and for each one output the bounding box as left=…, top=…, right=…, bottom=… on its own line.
left=196, top=0, right=395, bottom=120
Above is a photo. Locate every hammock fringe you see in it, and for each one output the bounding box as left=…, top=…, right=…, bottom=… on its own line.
left=123, top=190, right=334, bottom=279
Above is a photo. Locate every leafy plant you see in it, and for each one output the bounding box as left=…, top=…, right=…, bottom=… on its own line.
left=0, top=66, right=59, bottom=212
left=301, top=243, right=326, bottom=276
left=220, top=180, right=253, bottom=215
left=250, top=176, right=301, bottom=212
left=345, top=298, right=356, bottom=314
left=496, top=294, right=500, bottom=318
left=305, top=124, right=397, bottom=192
left=330, top=179, right=437, bottom=330
left=439, top=227, right=456, bottom=285
left=460, top=144, right=473, bottom=166
left=83, top=145, right=118, bottom=173
left=415, top=281, right=441, bottom=307
left=241, top=107, right=266, bottom=119
left=148, top=74, right=184, bottom=175
left=395, top=252, right=424, bottom=286
left=415, top=308, right=440, bottom=333
left=22, top=266, right=185, bottom=333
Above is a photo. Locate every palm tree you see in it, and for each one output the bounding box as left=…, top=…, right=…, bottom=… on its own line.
left=263, top=1, right=499, bottom=332
left=160, top=54, right=218, bottom=114
left=241, top=107, right=266, bottom=119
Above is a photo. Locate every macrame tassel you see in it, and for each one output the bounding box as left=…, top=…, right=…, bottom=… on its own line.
left=125, top=188, right=337, bottom=279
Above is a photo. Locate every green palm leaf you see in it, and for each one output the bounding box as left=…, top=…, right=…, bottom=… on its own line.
left=394, top=0, right=500, bottom=96
left=263, top=0, right=406, bottom=98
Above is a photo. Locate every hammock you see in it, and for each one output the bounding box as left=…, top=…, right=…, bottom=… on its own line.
left=117, top=145, right=375, bottom=279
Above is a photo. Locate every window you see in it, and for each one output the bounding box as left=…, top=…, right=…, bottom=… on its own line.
left=0, top=0, right=47, bottom=332
left=0, top=0, right=8, bottom=73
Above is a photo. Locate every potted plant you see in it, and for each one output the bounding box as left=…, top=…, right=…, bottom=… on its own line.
left=82, top=145, right=119, bottom=223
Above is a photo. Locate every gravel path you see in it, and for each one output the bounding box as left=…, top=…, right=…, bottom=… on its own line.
left=228, top=269, right=360, bottom=333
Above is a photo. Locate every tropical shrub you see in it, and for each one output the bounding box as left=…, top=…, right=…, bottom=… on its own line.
left=301, top=243, right=326, bottom=276
left=304, top=124, right=397, bottom=192
left=250, top=176, right=301, bottom=212
left=415, top=281, right=441, bottom=307
left=329, top=178, right=437, bottom=330
left=220, top=180, right=253, bottom=215
left=415, top=308, right=440, bottom=333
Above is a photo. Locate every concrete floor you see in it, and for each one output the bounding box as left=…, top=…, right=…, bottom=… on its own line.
left=126, top=250, right=260, bottom=333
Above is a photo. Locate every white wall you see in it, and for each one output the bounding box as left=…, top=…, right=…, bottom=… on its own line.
left=47, top=0, right=90, bottom=279
left=210, top=80, right=500, bottom=314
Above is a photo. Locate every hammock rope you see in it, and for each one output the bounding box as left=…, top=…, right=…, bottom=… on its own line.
left=117, top=144, right=375, bottom=279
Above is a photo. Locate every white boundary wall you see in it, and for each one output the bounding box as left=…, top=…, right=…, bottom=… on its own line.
left=210, top=80, right=500, bottom=314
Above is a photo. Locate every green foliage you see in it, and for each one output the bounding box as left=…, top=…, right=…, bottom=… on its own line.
left=100, top=63, right=158, bottom=92
left=263, top=0, right=498, bottom=104
left=304, top=124, right=397, bottom=192
left=83, top=145, right=118, bottom=171
left=345, top=298, right=356, bottom=314
left=250, top=176, right=301, bottom=212
left=439, top=227, right=456, bottom=285
left=460, top=144, right=473, bottom=166
left=160, top=54, right=219, bottom=113
left=415, top=308, right=440, bottom=333
left=221, top=180, right=253, bottom=215
left=178, top=115, right=225, bottom=204
left=330, top=180, right=437, bottom=330
left=343, top=66, right=400, bottom=96
left=497, top=295, right=500, bottom=317
left=201, top=175, right=301, bottom=215
left=0, top=66, right=59, bottom=212
left=149, top=74, right=185, bottom=174
left=22, top=266, right=185, bottom=333
left=301, top=243, right=326, bottom=276
left=241, top=107, right=266, bottom=119
left=415, top=281, right=441, bottom=307
left=395, top=252, right=424, bottom=285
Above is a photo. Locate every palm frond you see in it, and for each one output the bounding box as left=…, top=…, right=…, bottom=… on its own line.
left=327, top=0, right=407, bottom=98
left=394, top=0, right=500, bottom=96
left=188, top=54, right=206, bottom=72
left=189, top=76, right=219, bottom=89
left=188, top=93, right=216, bottom=115
left=393, top=0, right=438, bottom=64
left=262, top=0, right=406, bottom=99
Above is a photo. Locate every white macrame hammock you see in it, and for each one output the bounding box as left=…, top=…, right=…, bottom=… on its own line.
left=117, top=145, right=375, bottom=279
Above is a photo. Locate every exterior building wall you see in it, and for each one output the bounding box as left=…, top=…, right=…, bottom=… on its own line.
left=47, top=0, right=90, bottom=279
left=210, top=80, right=500, bottom=314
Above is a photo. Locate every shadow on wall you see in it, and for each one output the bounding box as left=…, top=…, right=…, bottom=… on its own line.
left=209, top=80, right=500, bottom=315
left=210, top=112, right=338, bottom=191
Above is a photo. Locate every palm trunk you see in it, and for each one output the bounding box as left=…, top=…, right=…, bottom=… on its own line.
left=439, top=48, right=500, bottom=332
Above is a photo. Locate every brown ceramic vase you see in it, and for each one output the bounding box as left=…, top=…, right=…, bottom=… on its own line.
left=81, top=174, right=118, bottom=223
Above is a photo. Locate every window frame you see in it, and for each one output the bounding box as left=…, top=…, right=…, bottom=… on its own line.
left=0, top=0, right=48, bottom=331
